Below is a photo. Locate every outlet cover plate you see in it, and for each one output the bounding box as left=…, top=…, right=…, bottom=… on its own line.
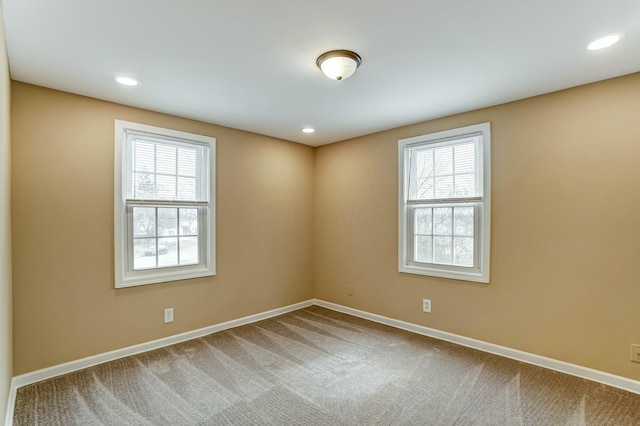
left=422, top=299, right=431, bottom=313
left=631, top=344, right=640, bottom=363
left=164, top=308, right=174, bottom=323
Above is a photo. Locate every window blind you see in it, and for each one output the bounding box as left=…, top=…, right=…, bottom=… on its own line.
left=408, top=134, right=482, bottom=202
left=125, top=133, right=210, bottom=203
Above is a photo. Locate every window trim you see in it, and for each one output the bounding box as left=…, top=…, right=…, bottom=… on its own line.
left=114, top=120, right=216, bottom=288
left=398, top=122, right=491, bottom=283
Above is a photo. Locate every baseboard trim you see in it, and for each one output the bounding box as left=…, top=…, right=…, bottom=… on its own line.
left=10, top=299, right=314, bottom=392
left=313, top=299, right=640, bottom=395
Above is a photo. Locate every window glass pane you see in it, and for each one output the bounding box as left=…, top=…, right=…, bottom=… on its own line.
left=134, top=238, right=157, bottom=270
left=133, top=172, right=155, bottom=199
left=453, top=237, right=474, bottom=266
left=454, top=143, right=475, bottom=173
left=177, top=177, right=196, bottom=201
left=133, top=141, right=155, bottom=173
left=434, top=176, right=453, bottom=198
left=179, top=236, right=199, bottom=265
left=454, top=173, right=475, bottom=197
left=133, top=207, right=156, bottom=237
left=433, top=207, right=452, bottom=235
left=179, top=208, right=198, bottom=236
left=410, top=148, right=434, bottom=200
left=416, top=178, right=434, bottom=199
left=415, top=208, right=432, bottom=235
left=434, top=236, right=452, bottom=264
left=415, top=236, right=433, bottom=263
left=157, top=237, right=178, bottom=267
left=454, top=207, right=474, bottom=236
left=156, top=175, right=176, bottom=199
left=178, top=147, right=197, bottom=176
left=157, top=208, right=177, bottom=237
left=434, top=146, right=453, bottom=176
left=416, top=149, right=434, bottom=178
left=156, top=145, right=176, bottom=174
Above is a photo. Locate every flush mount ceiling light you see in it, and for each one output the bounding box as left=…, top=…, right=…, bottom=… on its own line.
left=316, top=50, right=362, bottom=81
left=587, top=33, right=624, bottom=51
left=302, top=127, right=315, bottom=133
left=113, top=75, right=139, bottom=86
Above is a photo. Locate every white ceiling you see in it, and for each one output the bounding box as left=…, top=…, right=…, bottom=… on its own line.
left=3, top=0, right=640, bottom=146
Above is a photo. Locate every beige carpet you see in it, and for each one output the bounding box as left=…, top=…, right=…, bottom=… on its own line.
left=13, top=306, right=640, bottom=425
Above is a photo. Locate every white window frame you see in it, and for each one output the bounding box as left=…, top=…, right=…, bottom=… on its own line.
left=114, top=120, right=216, bottom=288
left=398, top=122, right=491, bottom=283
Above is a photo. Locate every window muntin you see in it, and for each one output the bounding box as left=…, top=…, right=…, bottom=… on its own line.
left=115, top=121, right=216, bottom=288
left=399, top=123, right=490, bottom=283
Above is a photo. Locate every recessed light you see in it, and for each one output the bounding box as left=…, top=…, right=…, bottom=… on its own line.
left=587, top=33, right=624, bottom=51
left=302, top=127, right=315, bottom=134
left=113, top=75, right=139, bottom=86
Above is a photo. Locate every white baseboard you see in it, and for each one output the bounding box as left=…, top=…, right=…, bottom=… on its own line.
left=9, top=299, right=314, bottom=393
left=6, top=297, right=640, bottom=426
left=313, top=299, right=640, bottom=395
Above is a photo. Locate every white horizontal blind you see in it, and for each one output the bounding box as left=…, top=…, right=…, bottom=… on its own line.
left=408, top=134, right=482, bottom=202
left=125, top=133, right=209, bottom=203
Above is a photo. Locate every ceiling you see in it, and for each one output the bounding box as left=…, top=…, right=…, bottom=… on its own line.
left=2, top=0, right=640, bottom=146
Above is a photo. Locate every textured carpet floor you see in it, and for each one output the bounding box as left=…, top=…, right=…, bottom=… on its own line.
left=13, top=306, right=640, bottom=425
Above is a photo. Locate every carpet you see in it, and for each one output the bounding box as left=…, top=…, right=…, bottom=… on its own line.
left=12, top=306, right=640, bottom=425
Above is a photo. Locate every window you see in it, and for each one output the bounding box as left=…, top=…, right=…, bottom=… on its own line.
left=398, top=122, right=490, bottom=283
left=114, top=120, right=215, bottom=288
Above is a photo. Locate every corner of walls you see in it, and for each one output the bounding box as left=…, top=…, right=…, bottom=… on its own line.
left=0, top=2, right=14, bottom=424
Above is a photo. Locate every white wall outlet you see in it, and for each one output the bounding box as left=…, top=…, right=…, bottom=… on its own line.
left=422, top=299, right=431, bottom=313
left=631, top=344, right=640, bottom=363
left=164, top=308, right=174, bottom=323
left=347, top=284, right=354, bottom=296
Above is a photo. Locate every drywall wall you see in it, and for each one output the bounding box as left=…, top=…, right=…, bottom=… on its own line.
left=314, top=72, right=640, bottom=381
left=0, top=3, right=12, bottom=422
left=11, top=82, right=315, bottom=375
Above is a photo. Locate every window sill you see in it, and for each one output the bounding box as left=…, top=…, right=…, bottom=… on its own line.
left=399, top=264, right=489, bottom=283
left=115, top=267, right=216, bottom=288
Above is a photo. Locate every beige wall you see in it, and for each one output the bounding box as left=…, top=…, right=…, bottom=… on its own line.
left=0, top=4, right=12, bottom=422
left=11, top=82, right=315, bottom=375
left=314, top=73, right=640, bottom=381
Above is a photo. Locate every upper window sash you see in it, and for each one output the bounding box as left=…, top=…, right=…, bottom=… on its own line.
left=406, top=132, right=484, bottom=204
left=124, top=132, right=210, bottom=204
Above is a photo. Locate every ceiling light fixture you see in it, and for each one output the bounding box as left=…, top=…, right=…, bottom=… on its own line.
left=113, top=75, right=139, bottom=86
left=587, top=33, right=624, bottom=51
left=302, top=127, right=315, bottom=133
left=316, top=50, right=362, bottom=81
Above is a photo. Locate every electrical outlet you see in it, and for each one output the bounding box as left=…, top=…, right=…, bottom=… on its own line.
left=631, top=344, right=640, bottom=363
left=347, top=284, right=354, bottom=296
left=422, top=299, right=431, bottom=313
left=164, top=308, right=174, bottom=323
